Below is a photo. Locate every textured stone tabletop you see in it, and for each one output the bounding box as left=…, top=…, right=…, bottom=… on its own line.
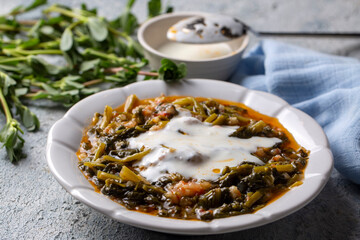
left=1, top=0, right=360, bottom=239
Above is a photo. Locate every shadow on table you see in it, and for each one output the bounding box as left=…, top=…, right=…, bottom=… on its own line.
left=82, top=171, right=360, bottom=240
left=339, top=42, right=360, bottom=58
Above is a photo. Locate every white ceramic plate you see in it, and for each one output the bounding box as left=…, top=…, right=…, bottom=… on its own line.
left=46, top=79, right=333, bottom=235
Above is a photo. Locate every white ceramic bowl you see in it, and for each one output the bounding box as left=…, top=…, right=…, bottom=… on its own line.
left=46, top=79, right=333, bottom=235
left=137, top=12, right=249, bottom=80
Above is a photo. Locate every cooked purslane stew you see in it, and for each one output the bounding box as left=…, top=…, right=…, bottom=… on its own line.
left=77, top=95, right=309, bottom=221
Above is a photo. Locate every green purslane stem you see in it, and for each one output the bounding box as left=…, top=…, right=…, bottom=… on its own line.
left=24, top=92, right=41, bottom=98
left=18, top=20, right=38, bottom=25
left=0, top=24, right=18, bottom=31
left=44, top=4, right=88, bottom=22
left=0, top=24, right=29, bottom=32
left=0, top=57, right=28, bottom=64
left=3, top=49, right=63, bottom=56
left=108, top=26, right=131, bottom=40
left=37, top=40, right=60, bottom=49
left=105, top=66, right=159, bottom=77
left=30, top=82, right=42, bottom=88
left=84, top=48, right=128, bottom=63
left=82, top=79, right=103, bottom=87
left=67, top=21, right=82, bottom=31
left=0, top=88, right=12, bottom=124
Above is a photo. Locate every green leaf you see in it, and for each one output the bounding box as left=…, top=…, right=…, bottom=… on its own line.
left=27, top=56, right=62, bottom=75
left=109, top=17, right=121, bottom=29
left=0, top=119, right=25, bottom=162
left=53, top=75, right=84, bottom=91
left=120, top=12, right=138, bottom=35
left=31, top=91, right=50, bottom=100
left=126, top=0, right=136, bottom=8
left=158, top=59, right=187, bottom=82
left=17, top=64, right=33, bottom=75
left=40, top=83, right=59, bottom=94
left=31, top=88, right=81, bottom=107
left=87, top=17, right=108, bottom=42
left=120, top=0, right=138, bottom=35
left=25, top=0, right=47, bottom=12
left=131, top=58, right=148, bottom=68
left=60, top=28, right=73, bottom=51
left=15, top=88, right=28, bottom=97
left=80, top=87, right=100, bottom=96
left=14, top=100, right=40, bottom=132
left=148, top=0, right=161, bottom=18
left=81, top=3, right=97, bottom=15
left=165, top=6, right=174, bottom=13
left=22, top=107, right=39, bottom=131
left=0, top=71, right=16, bottom=96
left=46, top=16, right=63, bottom=25
left=80, top=59, right=100, bottom=72
left=104, top=75, right=135, bottom=86
left=19, top=38, right=40, bottom=49
left=118, top=66, right=138, bottom=81
left=126, top=39, right=144, bottom=58
left=56, top=90, right=81, bottom=107
left=40, top=26, right=55, bottom=35
left=177, top=63, right=187, bottom=78
left=63, top=50, right=83, bottom=70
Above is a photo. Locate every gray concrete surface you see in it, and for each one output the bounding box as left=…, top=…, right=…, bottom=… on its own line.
left=1, top=0, right=360, bottom=239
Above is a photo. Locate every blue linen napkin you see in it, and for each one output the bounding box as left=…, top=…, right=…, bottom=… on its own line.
left=230, top=40, right=360, bottom=184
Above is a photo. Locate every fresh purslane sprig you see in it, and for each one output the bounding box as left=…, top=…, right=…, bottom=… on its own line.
left=0, top=71, right=25, bottom=162
left=0, top=0, right=185, bottom=162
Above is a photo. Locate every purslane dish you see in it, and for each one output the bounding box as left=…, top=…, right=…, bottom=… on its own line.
left=47, top=79, right=333, bottom=234
left=77, top=94, right=309, bottom=221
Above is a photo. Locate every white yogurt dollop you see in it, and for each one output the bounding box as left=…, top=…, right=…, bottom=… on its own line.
left=128, top=115, right=281, bottom=182
left=157, top=42, right=233, bottom=60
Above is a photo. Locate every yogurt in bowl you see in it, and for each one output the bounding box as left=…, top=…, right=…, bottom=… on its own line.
left=137, top=12, right=249, bottom=80
left=157, top=42, right=234, bottom=60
